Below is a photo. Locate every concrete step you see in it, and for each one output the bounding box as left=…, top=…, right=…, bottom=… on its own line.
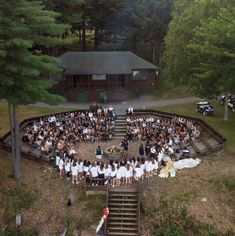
left=109, top=193, right=138, bottom=197
left=108, top=227, right=138, bottom=232
left=116, top=121, right=126, bottom=124
left=109, top=212, right=137, bottom=216
left=114, top=127, right=126, bottom=130
left=113, top=134, right=126, bottom=137
left=108, top=222, right=138, bottom=226
left=107, top=232, right=138, bottom=236
left=108, top=216, right=138, bottom=221
left=109, top=208, right=137, bottom=212
left=109, top=203, right=138, bottom=207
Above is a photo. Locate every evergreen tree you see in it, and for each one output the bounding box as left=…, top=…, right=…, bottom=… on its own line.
left=124, top=0, right=173, bottom=64
left=0, top=0, right=69, bottom=180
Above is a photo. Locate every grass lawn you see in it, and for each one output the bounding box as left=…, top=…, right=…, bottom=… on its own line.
left=0, top=100, right=71, bottom=137
left=154, top=84, right=193, bottom=100
left=0, top=99, right=235, bottom=234
left=150, top=100, right=235, bottom=154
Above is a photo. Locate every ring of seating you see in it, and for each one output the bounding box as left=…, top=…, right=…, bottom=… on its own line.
left=18, top=107, right=211, bottom=187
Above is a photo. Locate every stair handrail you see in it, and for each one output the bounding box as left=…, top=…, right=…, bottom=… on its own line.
left=137, top=183, right=141, bottom=235
left=105, top=185, right=109, bottom=236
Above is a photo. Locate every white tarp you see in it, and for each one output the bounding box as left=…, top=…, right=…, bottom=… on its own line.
left=173, top=158, right=201, bottom=170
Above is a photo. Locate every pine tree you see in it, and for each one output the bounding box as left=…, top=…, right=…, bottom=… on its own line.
left=0, top=0, right=69, bottom=180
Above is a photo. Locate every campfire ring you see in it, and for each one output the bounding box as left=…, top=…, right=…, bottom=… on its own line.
left=103, top=145, right=123, bottom=161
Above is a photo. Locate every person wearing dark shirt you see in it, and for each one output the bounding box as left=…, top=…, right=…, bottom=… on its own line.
left=96, top=146, right=103, bottom=159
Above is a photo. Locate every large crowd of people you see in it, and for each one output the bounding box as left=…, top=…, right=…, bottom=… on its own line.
left=53, top=113, right=202, bottom=186
left=126, top=115, right=201, bottom=144
left=21, top=106, right=202, bottom=186
left=21, top=106, right=116, bottom=155
left=56, top=156, right=159, bottom=186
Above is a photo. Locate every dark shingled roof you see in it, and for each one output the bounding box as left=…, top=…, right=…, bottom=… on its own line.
left=59, top=51, right=158, bottom=75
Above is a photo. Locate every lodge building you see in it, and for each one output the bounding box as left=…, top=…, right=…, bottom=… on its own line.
left=52, top=51, right=158, bottom=102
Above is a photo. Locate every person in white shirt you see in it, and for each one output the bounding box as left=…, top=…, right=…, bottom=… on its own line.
left=55, top=154, right=60, bottom=172
left=90, top=162, right=98, bottom=185
left=168, top=145, right=174, bottom=156
left=153, top=159, right=159, bottom=174
left=59, top=157, right=64, bottom=179
left=134, top=165, right=143, bottom=181
left=77, top=160, right=84, bottom=180
left=128, top=106, right=134, bottom=115
left=116, top=167, right=122, bottom=186
left=98, top=163, right=105, bottom=185
left=88, top=111, right=93, bottom=119
left=157, top=150, right=164, bottom=169
left=125, top=163, right=133, bottom=184
left=119, top=162, right=127, bottom=184
left=103, top=107, right=108, bottom=117
left=97, top=108, right=102, bottom=118
left=71, top=162, right=79, bottom=184
left=65, top=159, right=71, bottom=180
left=110, top=165, right=117, bottom=187
left=145, top=158, right=153, bottom=179
left=104, top=164, right=111, bottom=185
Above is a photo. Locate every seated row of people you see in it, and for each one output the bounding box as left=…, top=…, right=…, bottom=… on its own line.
left=126, top=115, right=201, bottom=145
left=21, top=106, right=116, bottom=155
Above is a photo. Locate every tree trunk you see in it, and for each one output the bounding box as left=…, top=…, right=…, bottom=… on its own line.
left=152, top=40, right=155, bottom=63
left=8, top=103, right=15, bottom=170
left=94, top=27, right=99, bottom=50
left=79, top=29, right=82, bottom=44
left=224, top=93, right=228, bottom=121
left=12, top=104, right=21, bottom=180
left=82, top=17, right=86, bottom=51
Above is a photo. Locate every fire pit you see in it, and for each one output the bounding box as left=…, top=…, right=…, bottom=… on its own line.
left=104, top=145, right=123, bottom=161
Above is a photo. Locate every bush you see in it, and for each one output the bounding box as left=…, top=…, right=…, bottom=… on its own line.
left=155, top=224, right=185, bottom=236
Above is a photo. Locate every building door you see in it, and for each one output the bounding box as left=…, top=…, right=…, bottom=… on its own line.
left=118, top=75, right=125, bottom=87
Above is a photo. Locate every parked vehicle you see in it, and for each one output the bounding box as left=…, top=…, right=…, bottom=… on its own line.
left=195, top=101, right=214, bottom=115
left=217, top=94, right=235, bottom=112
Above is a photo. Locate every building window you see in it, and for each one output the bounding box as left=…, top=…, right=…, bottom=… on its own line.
left=92, top=74, right=106, bottom=80
left=132, top=70, right=148, bottom=80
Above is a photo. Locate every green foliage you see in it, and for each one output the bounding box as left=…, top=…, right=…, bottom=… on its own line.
left=191, top=223, right=220, bottom=236
left=163, top=0, right=235, bottom=98
left=188, top=6, right=235, bottom=97
left=0, top=0, right=69, bottom=105
left=123, top=0, right=173, bottom=62
left=0, top=184, right=36, bottom=223
left=0, top=186, right=36, bottom=211
left=76, top=194, right=106, bottom=228
left=155, top=225, right=185, bottom=236
left=223, top=179, right=235, bottom=192
left=153, top=196, right=224, bottom=236
left=43, top=0, right=84, bottom=26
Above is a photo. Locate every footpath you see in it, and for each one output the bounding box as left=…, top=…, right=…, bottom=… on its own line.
left=29, top=96, right=198, bottom=114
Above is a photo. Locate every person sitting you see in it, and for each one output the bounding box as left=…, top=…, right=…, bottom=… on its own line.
left=127, top=106, right=134, bottom=115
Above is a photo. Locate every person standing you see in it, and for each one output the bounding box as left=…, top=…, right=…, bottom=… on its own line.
left=96, top=146, right=103, bottom=160
left=138, top=142, right=145, bottom=158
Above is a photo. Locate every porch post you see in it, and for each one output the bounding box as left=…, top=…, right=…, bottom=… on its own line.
left=88, top=75, right=91, bottom=89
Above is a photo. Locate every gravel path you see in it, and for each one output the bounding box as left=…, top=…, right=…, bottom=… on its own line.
left=29, top=95, right=199, bottom=114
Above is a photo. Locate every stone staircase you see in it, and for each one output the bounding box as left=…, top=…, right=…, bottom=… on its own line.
left=106, top=186, right=140, bottom=236
left=113, top=115, right=126, bottom=139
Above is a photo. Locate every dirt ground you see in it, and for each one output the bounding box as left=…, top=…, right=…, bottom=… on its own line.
left=0, top=139, right=235, bottom=235
left=76, top=139, right=144, bottom=162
